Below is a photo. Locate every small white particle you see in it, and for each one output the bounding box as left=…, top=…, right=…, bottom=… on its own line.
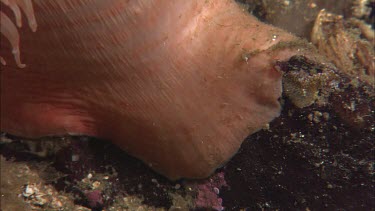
left=71, top=154, right=79, bottom=162
left=213, top=187, right=220, bottom=194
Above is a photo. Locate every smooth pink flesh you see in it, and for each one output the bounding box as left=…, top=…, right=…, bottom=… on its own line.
left=1, top=0, right=301, bottom=179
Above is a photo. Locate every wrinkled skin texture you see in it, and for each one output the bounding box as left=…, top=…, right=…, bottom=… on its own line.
left=1, top=0, right=306, bottom=179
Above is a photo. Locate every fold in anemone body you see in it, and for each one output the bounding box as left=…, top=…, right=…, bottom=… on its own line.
left=0, top=0, right=309, bottom=180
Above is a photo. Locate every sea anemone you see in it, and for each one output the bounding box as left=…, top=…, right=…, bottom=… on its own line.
left=1, top=0, right=316, bottom=179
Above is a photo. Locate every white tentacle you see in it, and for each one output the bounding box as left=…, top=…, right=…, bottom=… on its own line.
left=0, top=0, right=37, bottom=68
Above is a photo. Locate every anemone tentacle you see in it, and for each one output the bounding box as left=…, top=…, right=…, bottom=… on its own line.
left=0, top=0, right=37, bottom=68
